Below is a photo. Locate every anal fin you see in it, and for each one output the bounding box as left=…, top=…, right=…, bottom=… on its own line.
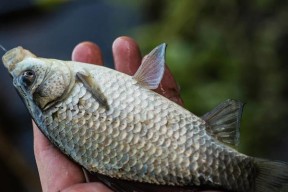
left=202, top=99, right=244, bottom=147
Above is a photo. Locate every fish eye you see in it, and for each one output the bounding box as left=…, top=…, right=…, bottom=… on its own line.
left=21, top=70, right=36, bottom=87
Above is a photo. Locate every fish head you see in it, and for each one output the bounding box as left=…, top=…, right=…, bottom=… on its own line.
left=2, top=46, right=72, bottom=110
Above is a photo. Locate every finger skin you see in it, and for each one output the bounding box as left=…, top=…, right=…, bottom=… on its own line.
left=72, top=41, right=103, bottom=65
left=156, top=66, right=184, bottom=106
left=34, top=42, right=104, bottom=192
left=112, top=36, right=183, bottom=106
left=113, top=36, right=142, bottom=76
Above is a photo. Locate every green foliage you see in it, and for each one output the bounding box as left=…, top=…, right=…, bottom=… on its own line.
left=131, top=0, right=288, bottom=157
left=33, top=0, right=69, bottom=10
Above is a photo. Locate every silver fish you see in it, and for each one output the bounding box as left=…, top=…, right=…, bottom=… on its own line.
left=2, top=44, right=288, bottom=192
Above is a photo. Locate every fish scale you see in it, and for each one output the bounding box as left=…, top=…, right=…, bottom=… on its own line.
left=37, top=69, right=251, bottom=191
left=73, top=78, right=244, bottom=189
left=3, top=45, right=288, bottom=192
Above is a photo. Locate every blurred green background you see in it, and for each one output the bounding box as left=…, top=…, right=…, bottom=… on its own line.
left=0, top=0, right=287, bottom=191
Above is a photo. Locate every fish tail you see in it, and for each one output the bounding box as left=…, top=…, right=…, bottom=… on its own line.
left=254, top=158, right=288, bottom=192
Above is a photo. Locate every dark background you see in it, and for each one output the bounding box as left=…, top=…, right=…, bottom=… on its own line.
left=0, top=0, right=287, bottom=191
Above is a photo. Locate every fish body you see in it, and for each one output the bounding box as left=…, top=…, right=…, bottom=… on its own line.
left=2, top=45, right=288, bottom=192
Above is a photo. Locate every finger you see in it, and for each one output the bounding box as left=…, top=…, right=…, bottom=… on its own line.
left=61, top=182, right=113, bottom=192
left=33, top=122, right=85, bottom=192
left=155, top=66, right=184, bottom=106
left=72, top=41, right=103, bottom=65
left=112, top=36, right=142, bottom=75
left=112, top=37, right=183, bottom=106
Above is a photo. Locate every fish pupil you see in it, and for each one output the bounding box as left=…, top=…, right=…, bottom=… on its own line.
left=21, top=70, right=35, bottom=87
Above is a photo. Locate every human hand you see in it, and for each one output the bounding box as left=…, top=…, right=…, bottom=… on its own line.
left=33, top=36, right=183, bottom=192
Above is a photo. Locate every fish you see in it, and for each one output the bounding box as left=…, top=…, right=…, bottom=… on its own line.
left=2, top=44, right=288, bottom=192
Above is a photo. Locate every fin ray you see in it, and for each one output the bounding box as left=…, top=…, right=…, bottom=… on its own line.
left=133, top=43, right=166, bottom=89
left=255, top=158, right=288, bottom=192
left=202, top=99, right=244, bottom=147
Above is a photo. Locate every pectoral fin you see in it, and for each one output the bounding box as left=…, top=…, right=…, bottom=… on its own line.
left=133, top=43, right=166, bottom=89
left=76, top=72, right=109, bottom=110
left=202, top=99, right=244, bottom=147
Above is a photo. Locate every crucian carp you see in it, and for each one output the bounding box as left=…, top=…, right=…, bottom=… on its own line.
left=2, top=44, right=288, bottom=192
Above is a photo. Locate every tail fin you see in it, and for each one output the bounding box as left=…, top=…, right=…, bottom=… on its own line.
left=255, top=158, right=288, bottom=192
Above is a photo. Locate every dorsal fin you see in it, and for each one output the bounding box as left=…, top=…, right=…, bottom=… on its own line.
left=133, top=43, right=166, bottom=89
left=76, top=72, right=109, bottom=110
left=202, top=99, right=244, bottom=147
